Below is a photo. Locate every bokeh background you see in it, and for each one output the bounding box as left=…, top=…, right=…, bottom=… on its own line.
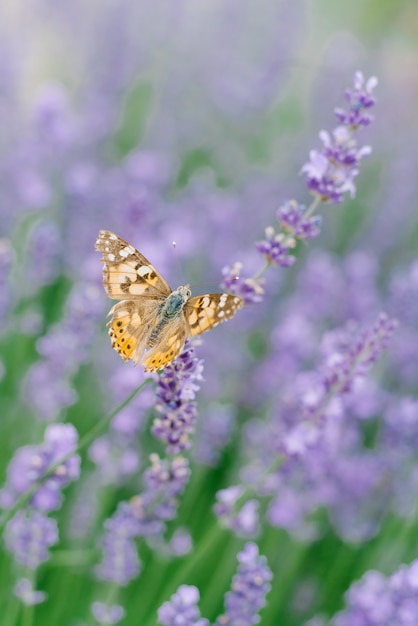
left=1, top=0, right=418, bottom=624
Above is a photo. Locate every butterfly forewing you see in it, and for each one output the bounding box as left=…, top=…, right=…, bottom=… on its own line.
left=96, top=231, right=244, bottom=372
left=185, top=293, right=244, bottom=336
left=95, top=230, right=171, bottom=300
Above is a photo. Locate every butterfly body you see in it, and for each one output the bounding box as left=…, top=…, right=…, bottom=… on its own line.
left=148, top=286, right=191, bottom=347
left=95, top=230, right=243, bottom=372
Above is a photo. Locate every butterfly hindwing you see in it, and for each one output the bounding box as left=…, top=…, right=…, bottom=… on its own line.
left=95, top=230, right=171, bottom=300
left=141, top=317, right=187, bottom=372
left=185, top=293, right=243, bottom=337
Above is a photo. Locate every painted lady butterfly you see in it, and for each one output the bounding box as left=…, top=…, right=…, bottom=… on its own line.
left=95, top=230, right=243, bottom=372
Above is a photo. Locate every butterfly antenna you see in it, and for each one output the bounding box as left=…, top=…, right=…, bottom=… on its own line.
left=172, top=240, right=188, bottom=285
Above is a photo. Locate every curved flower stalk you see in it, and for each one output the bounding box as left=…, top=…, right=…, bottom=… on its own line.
left=223, top=72, right=377, bottom=299
left=215, top=312, right=397, bottom=538
left=0, top=424, right=80, bottom=606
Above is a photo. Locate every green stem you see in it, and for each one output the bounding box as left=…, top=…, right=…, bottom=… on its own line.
left=302, top=195, right=321, bottom=221
left=0, top=378, right=153, bottom=531
left=252, top=261, right=271, bottom=280
left=21, top=569, right=36, bottom=626
left=77, top=378, right=153, bottom=451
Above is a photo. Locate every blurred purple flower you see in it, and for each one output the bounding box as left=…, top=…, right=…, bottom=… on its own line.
left=96, top=455, right=190, bottom=586
left=333, top=561, right=418, bottom=626
left=24, top=279, right=103, bottom=420
left=25, top=221, right=61, bottom=290
left=277, top=200, right=322, bottom=240
left=158, top=585, right=208, bottom=626
left=89, top=435, right=140, bottom=485
left=320, top=313, right=398, bottom=397
left=255, top=225, right=296, bottom=268
left=215, top=487, right=260, bottom=538
left=335, top=72, right=378, bottom=128
left=215, top=542, right=272, bottom=626
left=15, top=578, right=47, bottom=606
left=301, top=72, right=376, bottom=203
left=221, top=261, right=265, bottom=304
left=91, top=602, right=126, bottom=625
left=0, top=238, right=13, bottom=326
left=5, top=510, right=58, bottom=569
left=152, top=342, right=204, bottom=454
left=194, top=404, right=235, bottom=466
left=0, top=423, right=80, bottom=511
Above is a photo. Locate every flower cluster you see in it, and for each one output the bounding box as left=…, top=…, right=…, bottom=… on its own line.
left=152, top=342, right=204, bottom=454
left=96, top=455, right=190, bottom=587
left=214, top=486, right=260, bottom=538
left=221, top=262, right=265, bottom=304
left=215, top=543, right=272, bottom=626
left=320, top=313, right=398, bottom=397
left=1, top=423, right=80, bottom=511
left=333, top=560, right=418, bottom=626
left=215, top=311, right=397, bottom=541
left=0, top=238, right=13, bottom=327
left=23, top=279, right=103, bottom=421
left=255, top=200, right=322, bottom=267
left=1, top=424, right=80, bottom=605
left=158, top=543, right=271, bottom=626
left=158, top=585, right=209, bottom=626
left=301, top=72, right=377, bottom=203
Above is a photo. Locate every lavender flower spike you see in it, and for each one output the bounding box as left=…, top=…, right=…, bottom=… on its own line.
left=215, top=542, right=272, bottom=626
left=15, top=578, right=47, bottom=606
left=5, top=510, right=58, bottom=570
left=301, top=71, right=377, bottom=203
left=333, top=559, right=418, bottom=625
left=158, top=585, right=209, bottom=626
left=0, top=423, right=81, bottom=512
left=152, top=341, right=204, bottom=454
left=221, top=262, right=265, bottom=304
left=91, top=602, right=126, bottom=625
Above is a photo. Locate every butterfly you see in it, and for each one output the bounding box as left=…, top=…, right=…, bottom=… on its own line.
left=95, top=230, right=244, bottom=372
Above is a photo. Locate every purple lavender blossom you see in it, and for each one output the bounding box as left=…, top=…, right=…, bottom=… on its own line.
left=333, top=560, right=418, bottom=626
left=277, top=200, right=322, bottom=240
left=194, top=404, right=235, bottom=466
left=96, top=455, right=190, bottom=586
left=0, top=238, right=13, bottom=326
left=301, top=72, right=377, bottom=203
left=221, top=262, right=265, bottom=304
left=5, top=510, right=58, bottom=569
left=25, top=220, right=60, bottom=290
left=255, top=226, right=296, bottom=268
left=152, top=342, right=204, bottom=454
left=0, top=423, right=80, bottom=511
left=320, top=313, right=398, bottom=396
left=215, top=543, right=272, bottom=626
left=215, top=487, right=260, bottom=538
left=96, top=517, right=141, bottom=586
left=89, top=435, right=140, bottom=485
left=91, top=602, right=126, bottom=626
left=255, top=200, right=322, bottom=267
left=158, top=585, right=209, bottom=626
left=24, top=279, right=103, bottom=420
left=15, top=578, right=47, bottom=606
left=335, top=71, right=378, bottom=128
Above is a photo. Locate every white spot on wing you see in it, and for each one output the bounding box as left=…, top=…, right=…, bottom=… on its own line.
left=138, top=265, right=152, bottom=277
